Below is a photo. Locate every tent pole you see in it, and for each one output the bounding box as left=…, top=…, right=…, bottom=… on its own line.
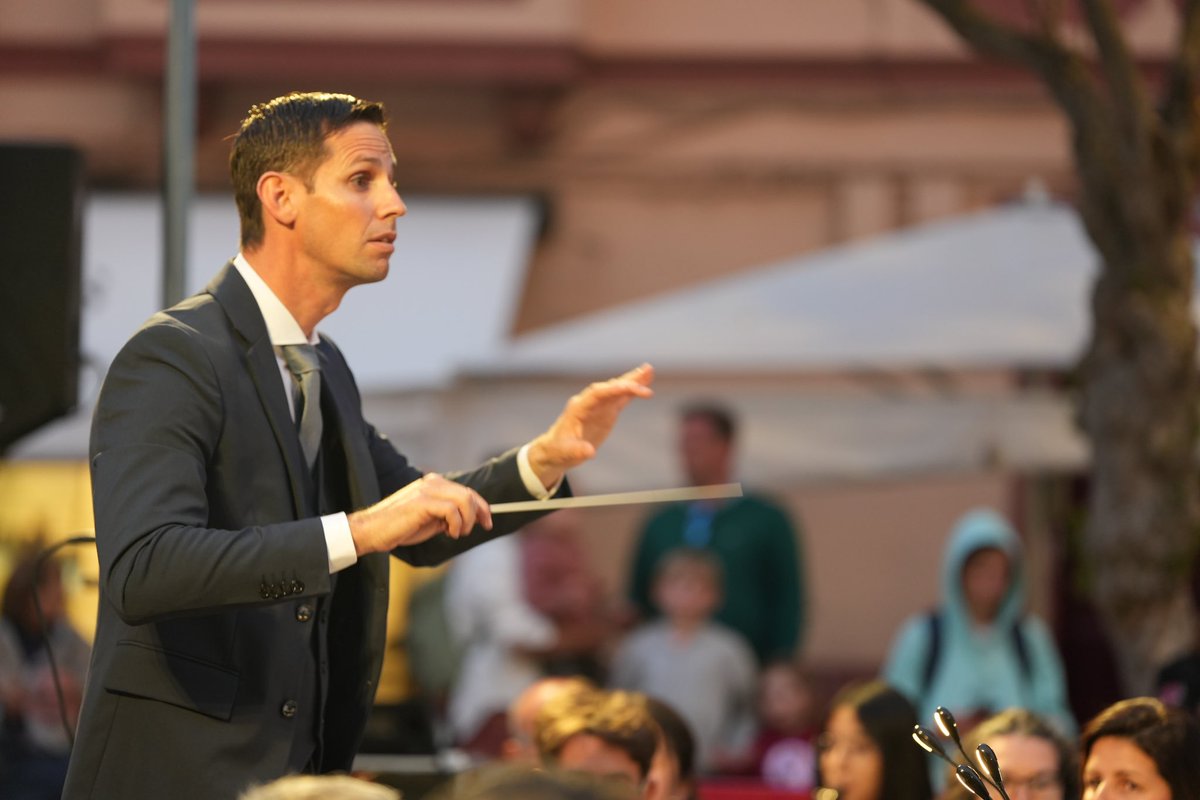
left=162, top=0, right=195, bottom=309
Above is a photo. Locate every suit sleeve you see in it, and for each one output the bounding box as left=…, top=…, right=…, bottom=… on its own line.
left=401, top=450, right=572, bottom=567
left=91, top=318, right=331, bottom=626
left=321, top=334, right=570, bottom=569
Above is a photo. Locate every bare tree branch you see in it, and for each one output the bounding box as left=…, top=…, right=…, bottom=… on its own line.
left=1022, top=0, right=1046, bottom=35
left=1079, top=0, right=1152, bottom=149
left=1036, top=0, right=1067, bottom=39
left=1162, top=0, right=1200, bottom=141
left=922, top=0, right=1057, bottom=61
left=919, top=0, right=1103, bottom=131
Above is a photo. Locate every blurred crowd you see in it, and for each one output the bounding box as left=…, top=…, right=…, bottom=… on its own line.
left=4, top=401, right=1200, bottom=799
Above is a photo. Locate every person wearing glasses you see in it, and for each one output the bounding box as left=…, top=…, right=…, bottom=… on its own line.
left=940, top=708, right=1079, bottom=800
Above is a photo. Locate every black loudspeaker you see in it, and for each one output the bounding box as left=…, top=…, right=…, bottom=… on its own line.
left=0, top=143, right=84, bottom=452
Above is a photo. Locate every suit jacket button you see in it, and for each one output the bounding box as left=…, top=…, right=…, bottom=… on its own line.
left=271, top=584, right=284, bottom=599
left=281, top=700, right=298, bottom=719
left=291, top=580, right=304, bottom=594
left=296, top=604, right=313, bottom=622
left=260, top=583, right=272, bottom=600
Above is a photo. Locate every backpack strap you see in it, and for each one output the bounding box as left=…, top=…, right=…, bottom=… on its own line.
left=922, top=610, right=1034, bottom=696
left=1011, top=617, right=1033, bottom=683
left=921, top=610, right=942, bottom=694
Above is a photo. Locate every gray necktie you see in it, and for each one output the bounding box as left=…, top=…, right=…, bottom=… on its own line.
left=280, top=344, right=322, bottom=470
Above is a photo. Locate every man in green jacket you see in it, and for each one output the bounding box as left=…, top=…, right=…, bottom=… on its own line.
left=628, top=403, right=805, bottom=664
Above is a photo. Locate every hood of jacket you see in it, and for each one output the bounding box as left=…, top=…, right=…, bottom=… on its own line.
left=939, top=508, right=1025, bottom=633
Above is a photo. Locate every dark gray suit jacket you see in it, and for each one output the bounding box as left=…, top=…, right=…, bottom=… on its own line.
left=63, top=264, right=558, bottom=799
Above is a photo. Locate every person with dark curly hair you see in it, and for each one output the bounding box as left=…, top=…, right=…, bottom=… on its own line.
left=1080, top=697, right=1200, bottom=800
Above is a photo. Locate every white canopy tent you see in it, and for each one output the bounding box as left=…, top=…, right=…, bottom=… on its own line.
left=379, top=197, right=1200, bottom=490
left=471, top=197, right=1149, bottom=376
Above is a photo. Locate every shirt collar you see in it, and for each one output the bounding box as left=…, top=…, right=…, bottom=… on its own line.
left=232, top=253, right=317, bottom=346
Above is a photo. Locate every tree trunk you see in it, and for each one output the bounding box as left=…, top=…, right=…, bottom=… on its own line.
left=1077, top=142, right=1199, bottom=694
left=912, top=0, right=1200, bottom=699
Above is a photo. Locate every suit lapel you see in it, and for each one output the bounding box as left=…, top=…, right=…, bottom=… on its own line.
left=207, top=263, right=311, bottom=519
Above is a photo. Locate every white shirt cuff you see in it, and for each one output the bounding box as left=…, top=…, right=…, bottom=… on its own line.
left=517, top=443, right=561, bottom=500
left=322, top=512, right=358, bottom=573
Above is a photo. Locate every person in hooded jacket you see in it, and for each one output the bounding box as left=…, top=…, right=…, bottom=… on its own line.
left=881, top=508, right=1074, bottom=737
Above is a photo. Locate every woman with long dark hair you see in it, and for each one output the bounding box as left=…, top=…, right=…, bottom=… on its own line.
left=816, top=680, right=933, bottom=800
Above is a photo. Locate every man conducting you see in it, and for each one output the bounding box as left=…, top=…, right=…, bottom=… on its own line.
left=64, top=91, right=654, bottom=799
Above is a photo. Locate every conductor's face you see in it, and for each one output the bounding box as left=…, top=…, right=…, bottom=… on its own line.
left=294, top=121, right=406, bottom=288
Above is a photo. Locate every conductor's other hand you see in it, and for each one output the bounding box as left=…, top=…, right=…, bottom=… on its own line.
left=348, top=473, right=493, bottom=556
left=527, top=363, right=655, bottom=490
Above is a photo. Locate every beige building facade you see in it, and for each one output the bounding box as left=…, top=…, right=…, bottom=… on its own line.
left=1, top=0, right=1105, bottom=326
left=0, top=0, right=1179, bottom=693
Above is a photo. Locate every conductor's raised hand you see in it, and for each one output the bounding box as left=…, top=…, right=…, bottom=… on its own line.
left=347, top=473, right=493, bottom=556
left=526, top=363, right=655, bottom=490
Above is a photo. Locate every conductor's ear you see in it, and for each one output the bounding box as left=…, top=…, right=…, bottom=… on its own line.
left=257, top=171, right=300, bottom=229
